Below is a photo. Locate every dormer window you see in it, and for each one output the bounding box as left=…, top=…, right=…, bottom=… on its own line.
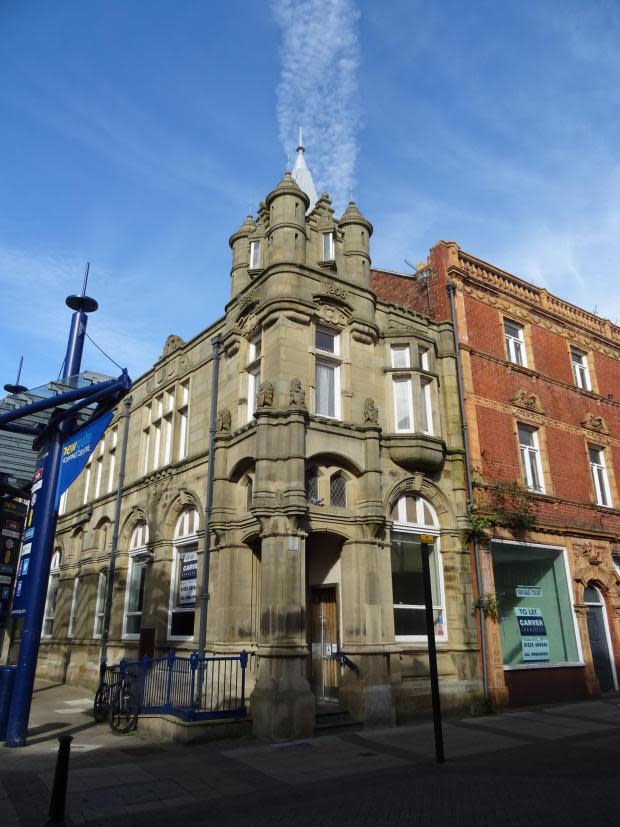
left=250, top=240, right=261, bottom=269
left=322, top=231, right=334, bottom=261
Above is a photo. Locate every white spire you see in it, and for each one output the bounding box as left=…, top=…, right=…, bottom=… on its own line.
left=291, top=126, right=318, bottom=212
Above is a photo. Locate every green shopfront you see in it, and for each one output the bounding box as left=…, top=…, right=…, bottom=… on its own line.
left=490, top=540, right=586, bottom=705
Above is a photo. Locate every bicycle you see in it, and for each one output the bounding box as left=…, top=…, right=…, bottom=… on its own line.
left=93, top=670, right=115, bottom=724
left=107, top=671, right=139, bottom=733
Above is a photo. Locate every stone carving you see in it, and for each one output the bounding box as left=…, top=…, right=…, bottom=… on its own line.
left=581, top=412, right=609, bottom=434
left=511, top=389, right=544, bottom=413
left=574, top=542, right=605, bottom=566
left=289, top=378, right=306, bottom=408
left=147, top=468, right=173, bottom=501
left=256, top=381, right=274, bottom=409
left=317, top=303, right=347, bottom=328
left=327, top=283, right=347, bottom=301
left=364, top=397, right=379, bottom=424
left=216, top=408, right=232, bottom=431
left=160, top=334, right=185, bottom=359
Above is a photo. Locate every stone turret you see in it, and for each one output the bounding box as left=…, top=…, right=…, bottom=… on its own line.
left=339, top=200, right=373, bottom=287
left=228, top=213, right=256, bottom=296
left=265, top=171, right=309, bottom=266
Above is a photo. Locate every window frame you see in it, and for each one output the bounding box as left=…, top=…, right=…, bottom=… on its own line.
left=249, top=239, right=261, bottom=269
left=122, top=523, right=149, bottom=640
left=168, top=509, right=199, bottom=642
left=517, top=424, right=545, bottom=493
left=42, top=550, right=61, bottom=639
left=391, top=345, right=410, bottom=369
left=390, top=495, right=447, bottom=644
left=322, top=230, right=335, bottom=261
left=329, top=472, right=347, bottom=508
left=504, top=320, right=527, bottom=367
left=392, top=375, right=415, bottom=433
left=314, top=327, right=341, bottom=420
left=588, top=445, right=613, bottom=507
left=93, top=570, right=108, bottom=639
left=571, top=347, right=591, bottom=391
left=247, top=333, right=262, bottom=423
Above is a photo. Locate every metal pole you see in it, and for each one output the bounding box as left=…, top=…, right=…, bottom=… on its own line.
left=99, top=395, right=132, bottom=681
left=46, top=734, right=73, bottom=826
left=420, top=535, right=444, bottom=764
left=5, top=286, right=97, bottom=747
left=197, top=334, right=222, bottom=659
left=447, top=282, right=490, bottom=704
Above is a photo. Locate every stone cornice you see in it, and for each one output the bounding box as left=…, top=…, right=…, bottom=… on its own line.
left=450, top=259, right=620, bottom=356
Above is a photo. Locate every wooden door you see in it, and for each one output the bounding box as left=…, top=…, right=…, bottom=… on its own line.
left=310, top=586, right=339, bottom=700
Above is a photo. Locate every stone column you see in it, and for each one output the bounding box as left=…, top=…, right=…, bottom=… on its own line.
left=250, top=524, right=315, bottom=740
left=338, top=535, right=396, bottom=726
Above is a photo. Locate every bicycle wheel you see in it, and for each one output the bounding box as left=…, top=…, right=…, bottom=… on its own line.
left=93, top=685, right=111, bottom=723
left=108, top=686, right=139, bottom=733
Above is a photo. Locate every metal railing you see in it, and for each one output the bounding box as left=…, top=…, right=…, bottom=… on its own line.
left=101, top=650, right=249, bottom=722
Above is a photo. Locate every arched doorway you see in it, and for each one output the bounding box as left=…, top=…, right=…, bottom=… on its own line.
left=306, top=532, right=344, bottom=701
left=584, top=584, right=617, bottom=693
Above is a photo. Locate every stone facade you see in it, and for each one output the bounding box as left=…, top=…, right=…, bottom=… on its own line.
left=373, top=242, right=620, bottom=706
left=19, top=177, right=482, bottom=738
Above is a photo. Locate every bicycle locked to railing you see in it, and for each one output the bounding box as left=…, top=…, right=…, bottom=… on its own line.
left=94, top=650, right=249, bottom=733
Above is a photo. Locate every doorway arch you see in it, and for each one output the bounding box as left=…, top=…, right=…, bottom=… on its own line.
left=584, top=584, right=617, bottom=692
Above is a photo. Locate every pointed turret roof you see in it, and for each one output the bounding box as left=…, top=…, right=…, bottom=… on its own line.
left=291, top=128, right=318, bottom=213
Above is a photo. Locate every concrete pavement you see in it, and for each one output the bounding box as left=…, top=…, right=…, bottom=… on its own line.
left=1, top=681, right=619, bottom=825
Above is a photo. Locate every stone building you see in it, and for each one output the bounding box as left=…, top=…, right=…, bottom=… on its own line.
left=373, top=242, right=620, bottom=707
left=26, top=155, right=482, bottom=738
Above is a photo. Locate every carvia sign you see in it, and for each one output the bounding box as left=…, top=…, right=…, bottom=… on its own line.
left=54, top=412, right=113, bottom=510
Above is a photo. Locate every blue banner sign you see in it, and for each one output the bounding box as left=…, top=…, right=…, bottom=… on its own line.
left=54, top=412, right=113, bottom=509
left=11, top=454, right=47, bottom=617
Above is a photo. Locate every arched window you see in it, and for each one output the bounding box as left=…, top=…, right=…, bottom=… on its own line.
left=169, top=509, right=199, bottom=639
left=389, top=495, right=446, bottom=642
left=123, top=522, right=149, bottom=638
left=329, top=473, right=347, bottom=508
left=306, top=470, right=319, bottom=503
left=42, top=549, right=61, bottom=638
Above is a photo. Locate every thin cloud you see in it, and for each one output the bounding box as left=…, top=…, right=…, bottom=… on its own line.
left=272, top=0, right=362, bottom=214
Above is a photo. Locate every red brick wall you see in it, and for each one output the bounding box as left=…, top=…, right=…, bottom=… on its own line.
left=463, top=297, right=504, bottom=358
left=593, top=350, right=620, bottom=400
left=530, top=326, right=573, bottom=384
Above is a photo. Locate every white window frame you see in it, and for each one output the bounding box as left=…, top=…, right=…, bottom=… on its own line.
left=68, top=576, right=80, bottom=639
left=178, top=380, right=190, bottom=460
left=518, top=424, right=545, bottom=493
left=168, top=509, right=199, bottom=641
left=94, top=441, right=104, bottom=500
left=391, top=496, right=447, bottom=644
left=122, top=523, right=149, bottom=640
left=392, top=376, right=414, bottom=433
left=42, top=550, right=61, bottom=638
left=58, top=489, right=68, bottom=516
left=247, top=333, right=262, bottom=423
left=82, top=460, right=91, bottom=505
left=322, top=231, right=335, bottom=261
left=571, top=347, right=591, bottom=391
left=107, top=427, right=117, bottom=493
left=504, top=320, right=527, bottom=367
left=249, top=239, right=261, bottom=269
left=418, top=347, right=430, bottom=371
left=421, top=379, right=434, bottom=435
left=93, top=570, right=108, bottom=639
left=589, top=445, right=612, bottom=507
left=391, top=345, right=410, bottom=369
left=142, top=405, right=151, bottom=476
left=314, top=327, right=341, bottom=419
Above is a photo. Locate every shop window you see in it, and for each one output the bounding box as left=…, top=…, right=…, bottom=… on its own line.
left=490, top=541, right=580, bottom=667
left=390, top=495, right=446, bottom=642
left=504, top=320, right=527, bottom=367
left=169, top=509, right=199, bottom=639
left=42, top=550, right=61, bottom=638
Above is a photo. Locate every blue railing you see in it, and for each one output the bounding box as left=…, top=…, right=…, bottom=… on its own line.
left=110, top=650, right=249, bottom=722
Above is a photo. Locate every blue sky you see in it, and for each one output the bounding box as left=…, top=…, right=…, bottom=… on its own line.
left=1, top=0, right=618, bottom=389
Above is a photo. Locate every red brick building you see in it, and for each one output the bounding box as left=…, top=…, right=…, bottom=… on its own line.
left=373, top=243, right=620, bottom=707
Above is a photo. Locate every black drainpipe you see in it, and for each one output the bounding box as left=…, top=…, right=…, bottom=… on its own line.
left=447, top=282, right=490, bottom=704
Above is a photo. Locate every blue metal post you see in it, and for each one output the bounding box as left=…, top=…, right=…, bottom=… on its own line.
left=5, top=283, right=97, bottom=747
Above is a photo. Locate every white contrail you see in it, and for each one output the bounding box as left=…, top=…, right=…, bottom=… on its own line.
left=272, top=0, right=361, bottom=214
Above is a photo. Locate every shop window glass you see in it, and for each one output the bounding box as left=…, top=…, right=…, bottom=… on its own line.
left=491, top=541, right=579, bottom=667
